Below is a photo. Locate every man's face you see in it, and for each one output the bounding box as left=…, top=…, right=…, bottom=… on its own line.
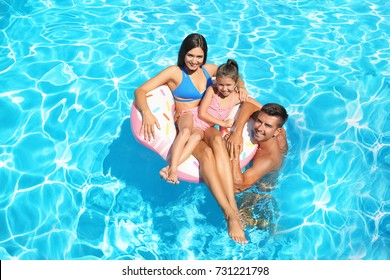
left=253, top=111, right=281, bottom=142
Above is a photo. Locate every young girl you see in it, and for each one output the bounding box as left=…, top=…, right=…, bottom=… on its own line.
left=161, top=59, right=261, bottom=184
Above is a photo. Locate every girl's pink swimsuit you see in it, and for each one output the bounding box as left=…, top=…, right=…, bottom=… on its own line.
left=181, top=91, right=236, bottom=131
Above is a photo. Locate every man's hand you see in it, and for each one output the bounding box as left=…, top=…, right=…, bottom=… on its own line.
left=234, top=184, right=249, bottom=194
left=225, top=131, right=243, bottom=160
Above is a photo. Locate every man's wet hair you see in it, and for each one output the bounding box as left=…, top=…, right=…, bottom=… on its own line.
left=251, top=103, right=288, bottom=128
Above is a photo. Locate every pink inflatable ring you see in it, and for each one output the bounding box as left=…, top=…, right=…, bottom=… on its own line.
left=130, top=85, right=257, bottom=183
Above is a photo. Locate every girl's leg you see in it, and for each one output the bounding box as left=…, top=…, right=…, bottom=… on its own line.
left=160, top=129, right=203, bottom=181
left=163, top=113, right=194, bottom=183
left=203, top=128, right=239, bottom=215
left=192, top=141, right=247, bottom=244
left=177, top=128, right=204, bottom=165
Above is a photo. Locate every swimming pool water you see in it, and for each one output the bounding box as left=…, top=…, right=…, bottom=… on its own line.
left=0, top=0, right=389, bottom=260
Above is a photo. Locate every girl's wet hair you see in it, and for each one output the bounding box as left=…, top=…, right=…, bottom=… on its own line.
left=216, top=59, right=239, bottom=82
left=177, top=33, right=208, bottom=67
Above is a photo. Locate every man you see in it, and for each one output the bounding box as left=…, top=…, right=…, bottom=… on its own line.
left=163, top=102, right=287, bottom=243
left=226, top=102, right=288, bottom=193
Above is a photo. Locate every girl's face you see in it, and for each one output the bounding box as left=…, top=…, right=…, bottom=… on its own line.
left=184, top=47, right=205, bottom=71
left=216, top=76, right=236, bottom=97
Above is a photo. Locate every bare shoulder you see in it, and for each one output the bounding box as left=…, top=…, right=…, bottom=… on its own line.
left=253, top=150, right=274, bottom=165
left=244, top=152, right=277, bottom=185
left=205, top=85, right=216, bottom=95
left=277, top=128, right=288, bottom=154
left=163, top=65, right=182, bottom=76
left=253, top=144, right=282, bottom=171
left=156, top=65, right=182, bottom=86
left=203, top=63, right=218, bottom=76
left=137, top=65, right=182, bottom=92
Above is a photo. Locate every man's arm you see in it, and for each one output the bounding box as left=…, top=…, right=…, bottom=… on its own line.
left=226, top=102, right=261, bottom=159
left=232, top=155, right=277, bottom=193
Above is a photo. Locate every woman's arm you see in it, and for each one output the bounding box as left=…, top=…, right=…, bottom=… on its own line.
left=134, top=66, right=179, bottom=141
left=236, top=77, right=248, bottom=101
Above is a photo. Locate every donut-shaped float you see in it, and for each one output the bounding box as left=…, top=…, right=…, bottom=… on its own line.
left=130, top=85, right=257, bottom=183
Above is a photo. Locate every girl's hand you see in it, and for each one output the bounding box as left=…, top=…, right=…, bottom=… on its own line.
left=223, top=118, right=235, bottom=128
left=139, top=110, right=161, bottom=141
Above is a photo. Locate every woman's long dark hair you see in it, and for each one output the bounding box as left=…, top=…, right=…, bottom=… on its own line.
left=177, top=33, right=208, bottom=67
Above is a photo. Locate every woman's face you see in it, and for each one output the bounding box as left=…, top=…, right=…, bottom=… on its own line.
left=184, top=47, right=205, bottom=71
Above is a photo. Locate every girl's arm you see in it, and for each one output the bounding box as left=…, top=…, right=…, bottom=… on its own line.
left=134, top=66, right=179, bottom=141
left=198, top=87, right=230, bottom=127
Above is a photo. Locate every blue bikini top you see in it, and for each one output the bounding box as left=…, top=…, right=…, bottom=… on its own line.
left=172, top=67, right=213, bottom=102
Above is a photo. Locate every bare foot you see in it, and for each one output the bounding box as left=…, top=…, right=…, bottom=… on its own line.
left=166, top=167, right=179, bottom=184
left=228, top=201, right=246, bottom=230
left=159, top=166, right=169, bottom=180
left=236, top=211, right=247, bottom=230
left=227, top=199, right=246, bottom=230
left=226, top=213, right=248, bottom=244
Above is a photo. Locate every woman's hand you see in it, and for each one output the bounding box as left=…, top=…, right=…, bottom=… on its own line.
left=139, top=110, right=161, bottom=141
left=238, top=86, right=248, bottom=102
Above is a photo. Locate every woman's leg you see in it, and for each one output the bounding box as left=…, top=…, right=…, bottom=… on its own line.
left=192, top=141, right=247, bottom=244
left=160, top=129, right=203, bottom=181
left=203, top=128, right=239, bottom=215
left=163, top=113, right=194, bottom=183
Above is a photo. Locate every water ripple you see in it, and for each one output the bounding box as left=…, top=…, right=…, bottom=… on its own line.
left=0, top=0, right=388, bottom=260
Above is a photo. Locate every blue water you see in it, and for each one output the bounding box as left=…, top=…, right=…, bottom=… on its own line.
left=0, top=0, right=389, bottom=260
